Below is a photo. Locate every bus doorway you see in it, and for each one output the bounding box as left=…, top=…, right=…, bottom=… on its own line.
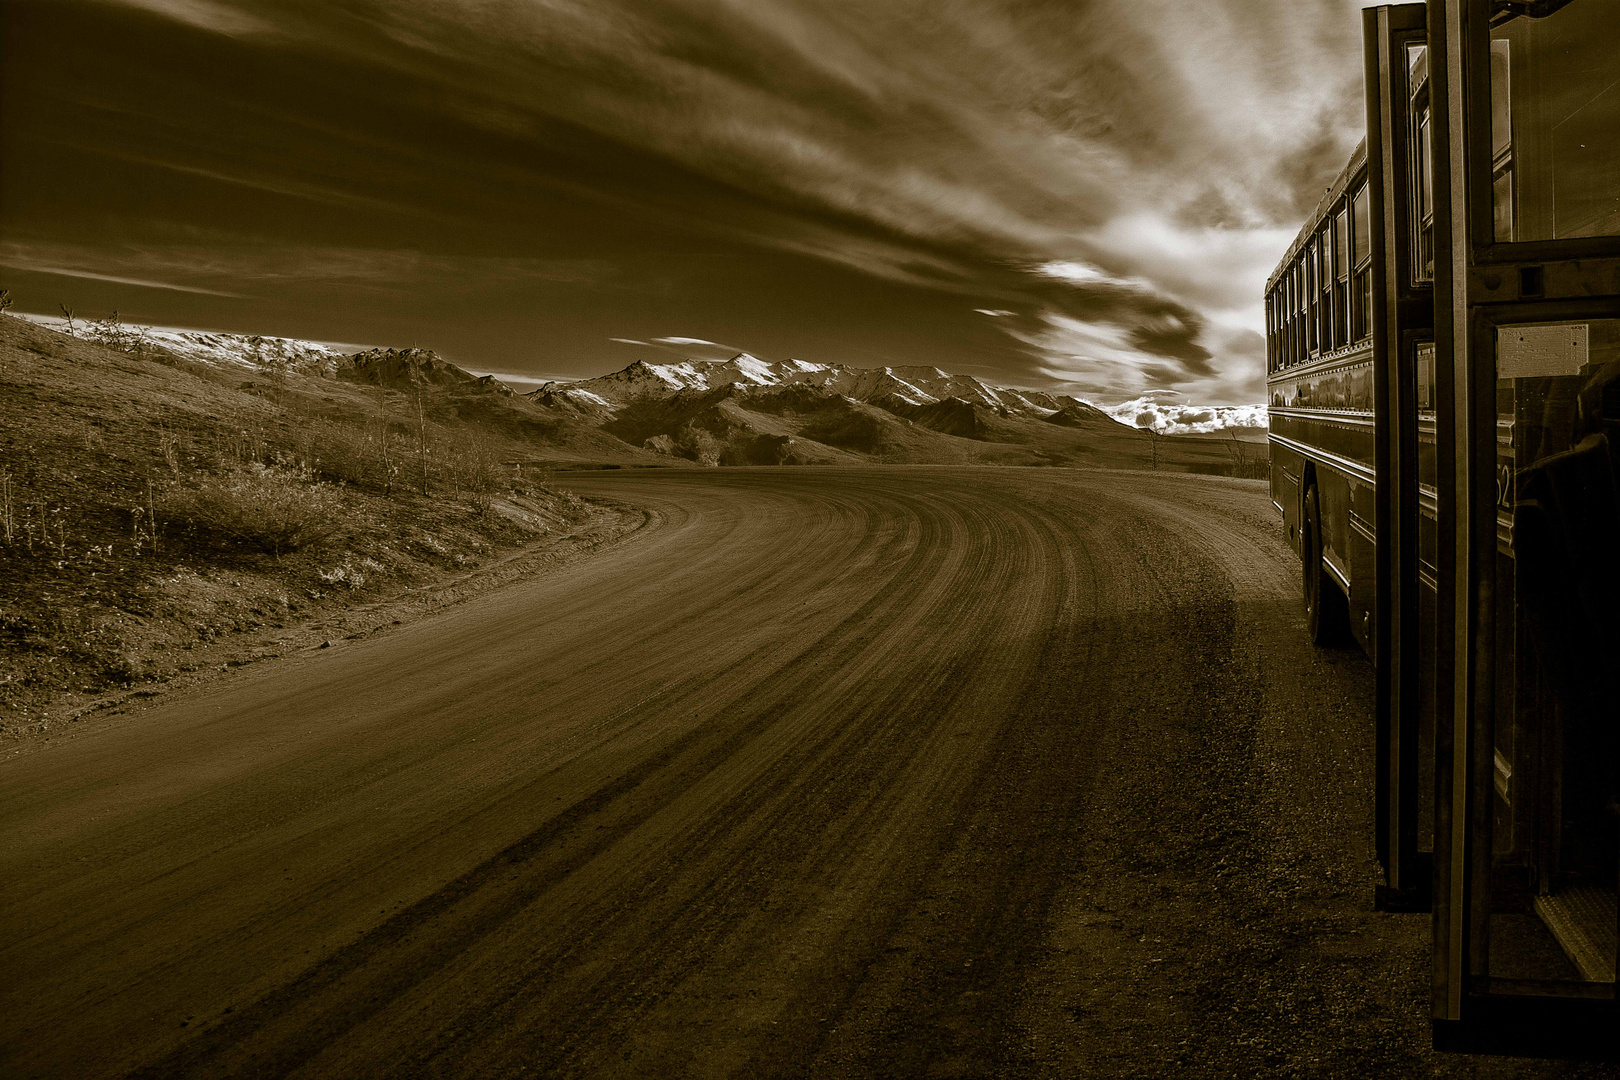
left=1425, top=0, right=1620, bottom=1056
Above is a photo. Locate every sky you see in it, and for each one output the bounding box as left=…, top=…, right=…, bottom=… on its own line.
left=0, top=0, right=1375, bottom=406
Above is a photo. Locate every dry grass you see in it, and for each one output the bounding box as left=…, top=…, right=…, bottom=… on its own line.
left=161, top=463, right=345, bottom=557
left=0, top=316, right=593, bottom=735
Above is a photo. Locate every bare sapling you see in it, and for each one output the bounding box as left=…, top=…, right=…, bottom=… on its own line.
left=447, top=442, right=463, bottom=500
left=0, top=289, right=12, bottom=315
left=132, top=481, right=160, bottom=555
left=158, top=425, right=181, bottom=474
left=465, top=436, right=498, bottom=515
left=1, top=469, right=13, bottom=546
left=414, top=390, right=431, bottom=496
left=92, top=309, right=125, bottom=346
left=374, top=389, right=396, bottom=496
left=1227, top=430, right=1244, bottom=475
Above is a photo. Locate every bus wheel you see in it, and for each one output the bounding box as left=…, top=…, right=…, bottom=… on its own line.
left=1303, top=484, right=1347, bottom=645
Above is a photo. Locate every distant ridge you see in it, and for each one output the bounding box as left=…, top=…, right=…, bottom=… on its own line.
left=529, top=352, right=1106, bottom=421
left=18, top=313, right=1260, bottom=473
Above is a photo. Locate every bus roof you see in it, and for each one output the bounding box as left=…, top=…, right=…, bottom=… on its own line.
left=1265, top=137, right=1368, bottom=293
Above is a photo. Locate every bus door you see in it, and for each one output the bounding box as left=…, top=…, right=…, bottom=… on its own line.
left=1429, top=0, right=1620, bottom=1056
left=1366, top=3, right=1437, bottom=913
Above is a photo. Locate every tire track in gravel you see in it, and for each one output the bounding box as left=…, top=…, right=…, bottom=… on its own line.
left=1, top=467, right=1408, bottom=1080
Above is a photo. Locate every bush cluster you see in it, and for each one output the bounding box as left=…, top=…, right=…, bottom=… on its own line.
left=162, top=463, right=343, bottom=557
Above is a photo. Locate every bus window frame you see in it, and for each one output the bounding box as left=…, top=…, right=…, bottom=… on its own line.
left=1353, top=181, right=1374, bottom=341
left=1410, top=44, right=1436, bottom=286
left=1463, top=0, right=1620, bottom=273
left=1322, top=224, right=1336, bottom=349
left=1336, top=207, right=1352, bottom=347
left=1307, top=239, right=1319, bottom=355
left=1368, top=0, right=1434, bottom=917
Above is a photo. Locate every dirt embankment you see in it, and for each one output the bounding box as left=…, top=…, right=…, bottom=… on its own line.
left=0, top=316, right=649, bottom=741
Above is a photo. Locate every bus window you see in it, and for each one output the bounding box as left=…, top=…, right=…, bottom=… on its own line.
left=1286, top=272, right=1295, bottom=367
left=1296, top=263, right=1307, bottom=364
left=1306, top=241, right=1319, bottom=355
left=1319, top=227, right=1334, bottom=349
left=1352, top=183, right=1371, bottom=341
left=1275, top=288, right=1284, bottom=369
left=1490, top=5, right=1620, bottom=242
left=1266, top=294, right=1275, bottom=372
left=1407, top=43, right=1434, bottom=283
left=1287, top=280, right=1296, bottom=366
left=1289, top=270, right=1297, bottom=366
left=1334, top=208, right=1350, bottom=348
left=1490, top=39, right=1514, bottom=242
left=1492, top=318, right=1620, bottom=986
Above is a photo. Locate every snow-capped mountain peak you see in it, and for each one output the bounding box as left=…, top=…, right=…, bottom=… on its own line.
left=528, top=354, right=1091, bottom=418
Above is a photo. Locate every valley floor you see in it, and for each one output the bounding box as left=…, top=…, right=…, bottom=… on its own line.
left=0, top=468, right=1599, bottom=1078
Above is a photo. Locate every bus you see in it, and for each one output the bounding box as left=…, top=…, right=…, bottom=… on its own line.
left=1267, top=0, right=1619, bottom=1057
left=1265, top=140, right=1378, bottom=651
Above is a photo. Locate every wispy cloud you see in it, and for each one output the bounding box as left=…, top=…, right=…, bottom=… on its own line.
left=0, top=240, right=613, bottom=294
left=1030, top=261, right=1143, bottom=290
left=108, top=0, right=276, bottom=37
left=612, top=336, right=752, bottom=361
left=8, top=0, right=1371, bottom=403
left=0, top=244, right=249, bottom=297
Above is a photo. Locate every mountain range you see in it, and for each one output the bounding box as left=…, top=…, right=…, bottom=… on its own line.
left=26, top=315, right=1261, bottom=474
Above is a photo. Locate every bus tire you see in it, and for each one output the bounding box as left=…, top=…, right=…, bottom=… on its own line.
left=1303, top=484, right=1347, bottom=646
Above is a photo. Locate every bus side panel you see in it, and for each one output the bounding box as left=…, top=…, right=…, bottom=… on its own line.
left=1318, top=464, right=1354, bottom=596
left=1321, top=461, right=1378, bottom=651
left=1348, top=473, right=1377, bottom=650
left=1269, top=438, right=1303, bottom=557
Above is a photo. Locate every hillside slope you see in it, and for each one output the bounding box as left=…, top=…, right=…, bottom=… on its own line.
left=0, top=316, right=637, bottom=735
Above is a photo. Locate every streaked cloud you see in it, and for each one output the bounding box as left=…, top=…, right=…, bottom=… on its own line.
left=1031, top=261, right=1143, bottom=290
left=614, top=336, right=755, bottom=362
left=2, top=0, right=1373, bottom=404
left=0, top=241, right=612, bottom=293
left=106, top=0, right=275, bottom=37
left=0, top=266, right=246, bottom=298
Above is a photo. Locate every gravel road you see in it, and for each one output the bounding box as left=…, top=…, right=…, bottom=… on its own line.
left=0, top=468, right=1600, bottom=1078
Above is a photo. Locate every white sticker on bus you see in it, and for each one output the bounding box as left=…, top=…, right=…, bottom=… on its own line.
left=1496, top=323, right=1588, bottom=378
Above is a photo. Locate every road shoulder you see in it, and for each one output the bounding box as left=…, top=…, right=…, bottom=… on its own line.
left=2, top=498, right=654, bottom=758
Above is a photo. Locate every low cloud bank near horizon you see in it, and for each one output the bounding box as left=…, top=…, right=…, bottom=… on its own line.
left=1, top=0, right=1370, bottom=404
left=1093, top=396, right=1270, bottom=436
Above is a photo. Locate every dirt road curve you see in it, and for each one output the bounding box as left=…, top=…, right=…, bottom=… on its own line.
left=0, top=468, right=1589, bottom=1078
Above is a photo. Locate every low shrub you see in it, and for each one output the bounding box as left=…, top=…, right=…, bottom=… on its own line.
left=163, top=464, right=344, bottom=557
left=302, top=422, right=396, bottom=492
